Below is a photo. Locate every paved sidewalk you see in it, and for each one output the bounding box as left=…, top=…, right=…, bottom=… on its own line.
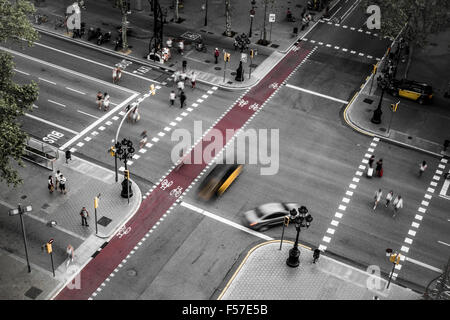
left=0, top=145, right=141, bottom=299
left=345, top=28, right=450, bottom=157
left=218, top=241, right=421, bottom=300
left=32, top=0, right=322, bottom=89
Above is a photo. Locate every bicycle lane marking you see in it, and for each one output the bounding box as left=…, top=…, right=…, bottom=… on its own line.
left=54, top=42, right=315, bottom=300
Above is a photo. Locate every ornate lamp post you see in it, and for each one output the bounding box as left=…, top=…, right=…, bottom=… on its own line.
left=371, top=77, right=388, bottom=124
left=249, top=4, right=255, bottom=38
left=9, top=204, right=33, bottom=273
left=116, top=138, right=135, bottom=200
left=286, top=206, right=313, bottom=268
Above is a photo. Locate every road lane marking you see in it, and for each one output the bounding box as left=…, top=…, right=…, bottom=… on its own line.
left=180, top=202, right=273, bottom=241
left=77, top=110, right=99, bottom=119
left=285, top=84, right=349, bottom=104
left=405, top=257, right=442, bottom=273
left=24, top=113, right=79, bottom=135
left=66, top=87, right=86, bottom=95
left=48, top=99, right=66, bottom=107
left=438, top=241, right=450, bottom=247
left=13, top=68, right=30, bottom=76
left=38, top=77, right=56, bottom=85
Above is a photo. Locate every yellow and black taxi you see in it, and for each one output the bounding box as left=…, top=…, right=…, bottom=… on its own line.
left=387, top=79, right=433, bottom=104
left=197, top=164, right=243, bottom=201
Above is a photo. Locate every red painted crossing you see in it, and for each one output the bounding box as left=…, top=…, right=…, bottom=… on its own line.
left=55, top=42, right=314, bottom=300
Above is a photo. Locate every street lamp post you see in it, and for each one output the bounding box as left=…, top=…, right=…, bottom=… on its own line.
left=9, top=204, right=33, bottom=273
left=116, top=138, right=135, bottom=200
left=286, top=206, right=313, bottom=268
left=204, top=0, right=208, bottom=26
left=386, top=248, right=401, bottom=289
left=371, top=78, right=387, bottom=124
left=249, top=7, right=255, bottom=38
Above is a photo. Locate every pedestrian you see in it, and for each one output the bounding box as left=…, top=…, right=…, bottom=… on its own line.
left=96, top=91, right=103, bottom=109
left=54, top=170, right=61, bottom=190
left=373, top=188, right=382, bottom=210
left=214, top=48, right=220, bottom=64
left=179, top=90, right=186, bottom=108
left=190, top=71, right=196, bottom=89
left=48, top=175, right=54, bottom=193
left=312, top=248, right=321, bottom=263
left=368, top=155, right=375, bottom=168
left=392, top=195, right=403, bottom=218
left=419, top=161, right=427, bottom=177
left=59, top=174, right=67, bottom=194
left=131, top=107, right=140, bottom=123
left=80, top=206, right=89, bottom=226
left=385, top=190, right=394, bottom=207
left=166, top=37, right=172, bottom=49
left=375, top=158, right=383, bottom=177
left=139, top=130, right=148, bottom=149
left=66, top=244, right=74, bottom=267
left=170, top=90, right=176, bottom=106
left=178, top=39, right=184, bottom=55
left=177, top=79, right=185, bottom=94
left=103, top=92, right=110, bottom=111
left=173, top=70, right=180, bottom=85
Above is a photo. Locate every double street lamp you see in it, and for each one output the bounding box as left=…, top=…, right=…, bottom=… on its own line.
left=286, top=206, right=313, bottom=268
left=9, top=204, right=33, bottom=273
left=115, top=138, right=135, bottom=201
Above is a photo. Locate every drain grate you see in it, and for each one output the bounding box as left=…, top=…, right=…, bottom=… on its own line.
left=25, top=287, right=42, bottom=300
left=214, top=66, right=221, bottom=70
left=97, top=216, right=112, bottom=227
left=363, top=98, right=374, bottom=104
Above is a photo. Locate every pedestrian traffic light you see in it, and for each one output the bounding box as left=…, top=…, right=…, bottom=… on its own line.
left=94, top=196, right=99, bottom=209
left=390, top=253, right=401, bottom=264
left=250, top=49, right=254, bottom=58
left=390, top=101, right=400, bottom=112
left=109, top=146, right=116, bottom=157
left=224, top=53, right=230, bottom=62
left=150, top=84, right=156, bottom=95
left=124, top=169, right=130, bottom=179
left=284, top=215, right=290, bottom=226
left=45, top=242, right=52, bottom=254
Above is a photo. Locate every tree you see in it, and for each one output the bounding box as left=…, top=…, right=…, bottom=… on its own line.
left=361, top=0, right=450, bottom=77
left=0, top=0, right=39, bottom=187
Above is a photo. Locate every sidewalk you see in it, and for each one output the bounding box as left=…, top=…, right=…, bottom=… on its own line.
left=345, top=27, right=450, bottom=158
left=0, top=147, right=141, bottom=299
left=217, top=241, right=421, bottom=300
left=32, top=0, right=321, bottom=90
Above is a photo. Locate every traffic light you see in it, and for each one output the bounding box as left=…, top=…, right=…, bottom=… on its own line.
left=283, top=215, right=290, bottom=226
left=45, top=242, right=52, bottom=254
left=182, top=60, right=187, bottom=69
left=390, top=101, right=400, bottom=112
left=94, top=196, right=99, bottom=209
left=124, top=169, right=130, bottom=179
left=109, top=146, right=116, bottom=157
left=390, top=253, right=401, bottom=264
left=224, top=52, right=230, bottom=62
left=250, top=49, right=254, bottom=58
left=150, top=84, right=156, bottom=95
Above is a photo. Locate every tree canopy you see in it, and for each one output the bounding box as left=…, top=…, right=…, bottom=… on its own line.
left=0, top=0, right=39, bottom=187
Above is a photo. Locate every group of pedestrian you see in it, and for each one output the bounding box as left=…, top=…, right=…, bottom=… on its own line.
left=96, top=91, right=110, bottom=111
left=373, top=189, right=403, bottom=217
left=367, top=156, right=383, bottom=178
left=48, top=170, right=67, bottom=195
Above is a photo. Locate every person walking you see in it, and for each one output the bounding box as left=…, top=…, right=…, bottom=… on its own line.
left=179, top=90, right=186, bottom=108
left=96, top=91, right=103, bottom=109
left=375, top=158, right=383, bottom=177
left=170, top=90, right=176, bottom=106
left=177, top=79, right=185, bottom=94
left=178, top=39, right=184, bottom=55
left=131, top=107, right=140, bottom=123
left=214, top=48, right=220, bottom=64
left=312, top=248, right=321, bottom=263
left=385, top=190, right=394, bottom=207
left=190, top=71, right=196, bottom=89
left=373, top=188, right=382, bottom=210
left=139, top=130, right=148, bottom=149
left=419, top=161, right=427, bottom=177
left=368, top=155, right=375, bottom=168
left=80, top=206, right=89, bottom=227
left=66, top=244, right=74, bottom=267
left=166, top=37, right=172, bottom=49
left=392, top=195, right=403, bottom=218
left=103, top=92, right=110, bottom=111
left=59, top=174, right=67, bottom=194
left=54, top=170, right=61, bottom=190
left=48, top=175, right=54, bottom=193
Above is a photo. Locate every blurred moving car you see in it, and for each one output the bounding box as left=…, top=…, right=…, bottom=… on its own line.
left=386, top=79, right=433, bottom=104
left=242, top=202, right=300, bottom=231
left=197, top=164, right=243, bottom=201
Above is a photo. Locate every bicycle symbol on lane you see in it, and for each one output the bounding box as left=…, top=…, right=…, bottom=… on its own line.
left=160, top=179, right=173, bottom=190
left=237, top=99, right=249, bottom=108
left=117, top=225, right=131, bottom=239
left=170, top=186, right=183, bottom=198
left=248, top=103, right=260, bottom=111
left=269, top=82, right=279, bottom=90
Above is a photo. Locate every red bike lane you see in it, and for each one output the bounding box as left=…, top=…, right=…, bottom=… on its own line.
left=55, top=42, right=314, bottom=300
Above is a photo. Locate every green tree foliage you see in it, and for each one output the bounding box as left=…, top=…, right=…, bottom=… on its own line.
left=0, top=0, right=39, bottom=187
left=361, top=0, right=450, bottom=47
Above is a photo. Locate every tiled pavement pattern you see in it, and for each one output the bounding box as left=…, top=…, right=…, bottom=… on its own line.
left=219, top=241, right=420, bottom=300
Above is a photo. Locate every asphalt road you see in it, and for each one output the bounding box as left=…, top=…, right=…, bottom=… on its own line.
left=2, top=0, right=448, bottom=299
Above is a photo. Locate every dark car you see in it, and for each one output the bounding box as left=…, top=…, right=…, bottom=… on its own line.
left=197, top=164, right=243, bottom=201
left=242, top=202, right=300, bottom=231
left=386, top=79, right=433, bottom=104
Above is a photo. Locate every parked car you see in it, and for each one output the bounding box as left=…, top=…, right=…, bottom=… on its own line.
left=197, top=164, right=243, bottom=201
left=242, top=202, right=299, bottom=231
left=386, top=79, right=433, bottom=104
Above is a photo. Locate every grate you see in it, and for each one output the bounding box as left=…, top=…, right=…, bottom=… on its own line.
left=97, top=216, right=112, bottom=227
left=24, top=287, right=42, bottom=300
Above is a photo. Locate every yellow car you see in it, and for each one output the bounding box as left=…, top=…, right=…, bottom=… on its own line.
left=387, top=79, right=433, bottom=104
left=197, top=164, right=243, bottom=201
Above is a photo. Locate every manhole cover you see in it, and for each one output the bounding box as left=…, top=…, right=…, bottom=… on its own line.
left=21, top=195, right=27, bottom=199
left=41, top=203, right=50, bottom=210
left=270, top=44, right=280, bottom=48
left=25, top=287, right=42, bottom=300
left=230, top=72, right=237, bottom=76
left=97, top=216, right=112, bottom=227
left=127, top=269, right=137, bottom=277
left=379, top=128, right=387, bottom=132
left=214, top=66, right=221, bottom=70
left=363, top=98, right=374, bottom=104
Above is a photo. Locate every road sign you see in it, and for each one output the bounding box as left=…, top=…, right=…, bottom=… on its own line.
left=269, top=13, right=275, bottom=22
